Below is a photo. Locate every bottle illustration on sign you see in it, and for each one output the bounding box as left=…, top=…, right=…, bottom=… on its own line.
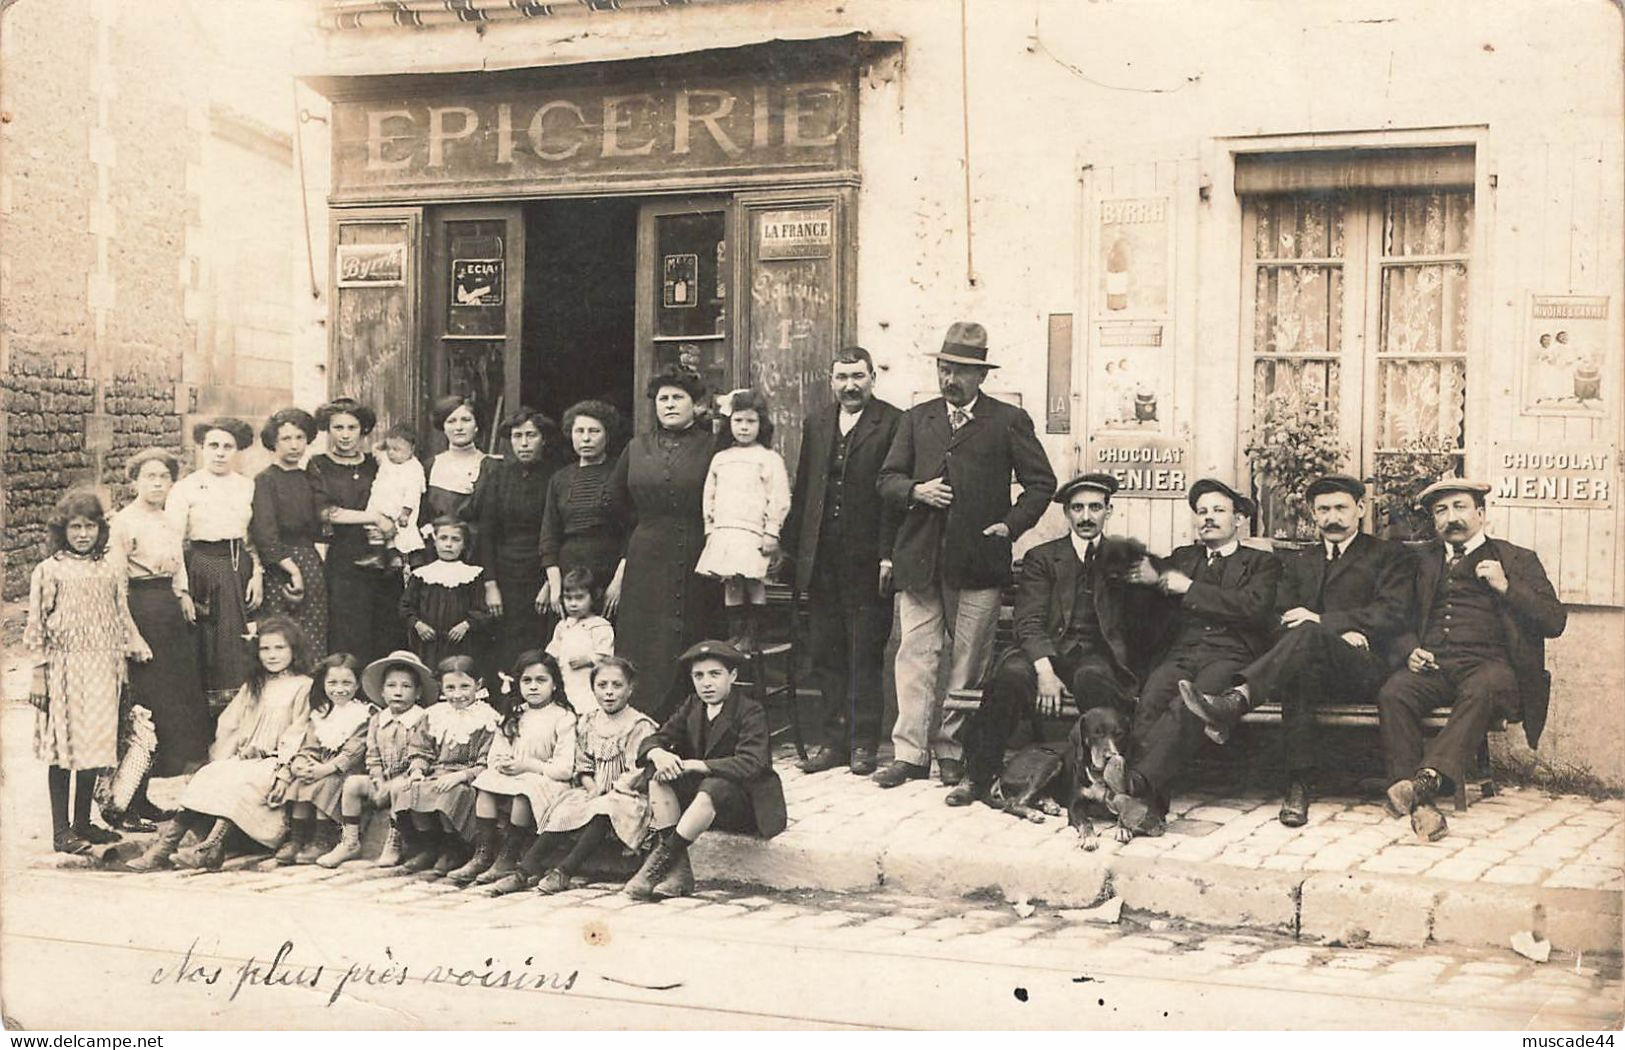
left=1105, top=235, right=1130, bottom=311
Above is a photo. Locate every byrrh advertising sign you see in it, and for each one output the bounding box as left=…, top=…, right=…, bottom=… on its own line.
left=326, top=67, right=856, bottom=202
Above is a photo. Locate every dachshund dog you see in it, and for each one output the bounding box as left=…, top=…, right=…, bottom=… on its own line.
left=991, top=705, right=1137, bottom=849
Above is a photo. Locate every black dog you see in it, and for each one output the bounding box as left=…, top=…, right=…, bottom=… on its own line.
left=992, top=705, right=1134, bottom=849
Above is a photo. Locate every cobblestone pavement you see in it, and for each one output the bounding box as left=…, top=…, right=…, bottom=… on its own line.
left=780, top=762, right=1624, bottom=893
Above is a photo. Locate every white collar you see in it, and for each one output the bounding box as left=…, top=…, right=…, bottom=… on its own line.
left=1068, top=532, right=1097, bottom=564
left=1204, top=539, right=1240, bottom=559
left=412, top=560, right=483, bottom=587
left=313, top=699, right=371, bottom=750
left=948, top=396, right=978, bottom=419
left=1324, top=536, right=1354, bottom=559
left=375, top=704, right=426, bottom=730
left=1447, top=532, right=1488, bottom=557
left=427, top=700, right=500, bottom=744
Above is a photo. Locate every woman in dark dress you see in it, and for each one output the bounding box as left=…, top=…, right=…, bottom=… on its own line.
left=251, top=408, right=329, bottom=650
left=166, top=417, right=262, bottom=710
left=608, top=368, right=722, bottom=718
left=307, top=397, right=399, bottom=663
left=108, top=447, right=213, bottom=824
left=423, top=394, right=487, bottom=524
left=471, top=407, right=562, bottom=679
left=538, top=399, right=625, bottom=616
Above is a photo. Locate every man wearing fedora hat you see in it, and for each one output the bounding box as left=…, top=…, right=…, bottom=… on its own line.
left=873, top=322, right=1057, bottom=789
left=946, top=473, right=1154, bottom=807
left=1110, top=478, right=1281, bottom=831
left=1375, top=478, right=1565, bottom=841
left=1179, top=473, right=1413, bottom=825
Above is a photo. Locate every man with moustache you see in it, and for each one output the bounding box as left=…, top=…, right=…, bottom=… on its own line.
left=781, top=346, right=904, bottom=776
left=1375, top=479, right=1565, bottom=842
left=872, top=322, right=1057, bottom=789
left=945, top=473, right=1152, bottom=808
left=1178, top=473, right=1412, bottom=826
left=1110, top=479, right=1281, bottom=832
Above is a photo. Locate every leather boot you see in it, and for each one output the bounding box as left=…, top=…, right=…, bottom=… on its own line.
left=481, top=872, right=536, bottom=897
left=430, top=837, right=468, bottom=877
left=275, top=817, right=310, bottom=865
left=476, top=828, right=533, bottom=885
left=624, top=836, right=679, bottom=900
left=724, top=607, right=749, bottom=651
left=652, top=850, right=694, bottom=899
left=317, top=821, right=363, bottom=868
left=297, top=823, right=333, bottom=864
left=447, top=822, right=498, bottom=884
left=736, top=605, right=759, bottom=654
left=374, top=820, right=408, bottom=868
left=174, top=818, right=231, bottom=871
left=1178, top=680, right=1250, bottom=745
left=127, top=818, right=189, bottom=872
left=401, top=825, right=441, bottom=872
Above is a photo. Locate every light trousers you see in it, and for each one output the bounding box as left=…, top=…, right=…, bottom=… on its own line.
left=891, top=583, right=1001, bottom=766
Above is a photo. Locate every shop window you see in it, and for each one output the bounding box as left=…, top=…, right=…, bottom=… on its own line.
left=1244, top=185, right=1472, bottom=535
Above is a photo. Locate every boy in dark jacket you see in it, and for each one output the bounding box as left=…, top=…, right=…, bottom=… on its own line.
left=625, top=641, right=787, bottom=900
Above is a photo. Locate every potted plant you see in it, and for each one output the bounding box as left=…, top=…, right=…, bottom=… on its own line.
left=1244, top=393, right=1350, bottom=543
left=1371, top=434, right=1461, bottom=541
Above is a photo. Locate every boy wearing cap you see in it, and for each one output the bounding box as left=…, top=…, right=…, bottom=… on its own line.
left=947, top=472, right=1152, bottom=807
left=1179, top=473, right=1412, bottom=826
left=1112, top=478, right=1281, bottom=832
left=874, top=322, right=1057, bottom=790
left=625, top=640, right=787, bottom=899
left=1375, top=479, right=1565, bottom=841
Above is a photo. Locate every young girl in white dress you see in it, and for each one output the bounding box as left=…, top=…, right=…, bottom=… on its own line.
left=451, top=650, right=576, bottom=886
left=693, top=389, right=790, bottom=652
left=544, top=568, right=615, bottom=714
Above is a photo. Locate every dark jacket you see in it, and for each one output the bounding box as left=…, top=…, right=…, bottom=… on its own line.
left=781, top=398, right=904, bottom=599
left=877, top=394, right=1056, bottom=592
left=1392, top=537, right=1566, bottom=746
left=637, top=690, right=787, bottom=838
left=1011, top=535, right=1157, bottom=689
left=1147, top=542, right=1283, bottom=661
left=1275, top=532, right=1413, bottom=656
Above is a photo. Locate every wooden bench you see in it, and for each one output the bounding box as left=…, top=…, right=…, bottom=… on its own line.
left=938, top=564, right=1498, bottom=811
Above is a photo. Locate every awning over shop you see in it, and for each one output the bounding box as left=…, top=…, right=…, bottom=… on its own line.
left=317, top=0, right=743, bottom=32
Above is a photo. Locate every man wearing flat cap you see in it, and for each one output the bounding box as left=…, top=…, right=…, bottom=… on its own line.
left=1111, top=478, right=1281, bottom=831
left=873, top=322, right=1057, bottom=789
left=1180, top=473, right=1413, bottom=825
left=947, top=473, right=1154, bottom=807
left=1375, top=478, right=1565, bottom=841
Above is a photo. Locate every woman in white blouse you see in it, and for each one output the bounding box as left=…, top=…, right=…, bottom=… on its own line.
left=166, top=418, right=262, bottom=710
left=108, top=448, right=214, bottom=827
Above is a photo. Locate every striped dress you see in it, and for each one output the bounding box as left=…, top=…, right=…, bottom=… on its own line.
left=25, top=552, right=151, bottom=770
left=541, top=705, right=657, bottom=848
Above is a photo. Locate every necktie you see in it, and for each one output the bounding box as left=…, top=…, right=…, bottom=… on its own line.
left=949, top=406, right=969, bottom=432
left=1204, top=551, right=1222, bottom=580
left=1328, top=543, right=1341, bottom=563
left=1447, top=541, right=1466, bottom=569
left=1082, top=543, right=1096, bottom=575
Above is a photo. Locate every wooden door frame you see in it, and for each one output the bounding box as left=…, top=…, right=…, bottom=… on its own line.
left=423, top=202, right=526, bottom=444
left=633, top=195, right=736, bottom=433
left=326, top=206, right=423, bottom=435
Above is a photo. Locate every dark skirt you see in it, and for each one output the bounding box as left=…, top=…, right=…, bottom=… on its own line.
left=188, top=541, right=254, bottom=707
left=326, top=557, right=402, bottom=666
left=491, top=571, right=548, bottom=686
left=556, top=531, right=622, bottom=588
left=126, top=578, right=213, bottom=777
left=262, top=543, right=328, bottom=656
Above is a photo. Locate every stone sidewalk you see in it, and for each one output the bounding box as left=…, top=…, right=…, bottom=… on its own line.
left=693, top=759, right=1624, bottom=955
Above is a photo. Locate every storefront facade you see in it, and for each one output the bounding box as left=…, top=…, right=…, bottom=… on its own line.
left=303, top=0, right=1623, bottom=784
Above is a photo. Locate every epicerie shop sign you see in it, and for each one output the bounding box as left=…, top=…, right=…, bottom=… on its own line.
left=1087, top=436, right=1190, bottom=498
left=1492, top=444, right=1614, bottom=508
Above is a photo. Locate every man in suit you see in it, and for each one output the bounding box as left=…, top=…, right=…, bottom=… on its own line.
left=1110, top=478, right=1281, bottom=831
left=782, top=346, right=904, bottom=776
left=872, top=322, right=1057, bottom=788
left=1179, top=473, right=1413, bottom=826
left=1376, top=478, right=1566, bottom=841
left=946, top=473, right=1151, bottom=806
left=627, top=640, right=788, bottom=900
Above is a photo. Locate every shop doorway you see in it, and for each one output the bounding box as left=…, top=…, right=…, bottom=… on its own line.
left=521, top=198, right=638, bottom=427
